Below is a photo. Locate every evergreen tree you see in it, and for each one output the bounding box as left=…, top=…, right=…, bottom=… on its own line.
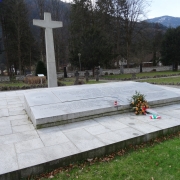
left=161, top=27, right=180, bottom=71
left=0, top=0, right=37, bottom=75
left=69, top=0, right=112, bottom=70
left=35, top=60, right=47, bottom=76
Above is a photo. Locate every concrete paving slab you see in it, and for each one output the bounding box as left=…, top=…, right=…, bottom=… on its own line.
left=12, top=124, right=35, bottom=133
left=7, top=101, right=22, bottom=105
left=42, top=142, right=80, bottom=161
left=39, top=131, right=70, bottom=146
left=2, top=104, right=23, bottom=109
left=8, top=107, right=25, bottom=112
left=127, top=122, right=161, bottom=133
left=6, top=98, right=21, bottom=102
left=0, top=125, right=12, bottom=136
left=0, top=100, right=7, bottom=106
left=113, top=115, right=145, bottom=124
left=0, top=144, right=18, bottom=174
left=58, top=119, right=98, bottom=132
left=9, top=110, right=26, bottom=116
left=84, top=124, right=111, bottom=135
left=5, top=92, right=18, bottom=97
left=17, top=148, right=48, bottom=169
left=0, top=109, right=9, bottom=117
left=2, top=114, right=28, bottom=121
left=94, top=116, right=128, bottom=130
left=64, top=129, right=105, bottom=151
left=148, top=119, right=180, bottom=129
left=37, top=126, right=61, bottom=135
left=0, top=130, right=39, bottom=145
left=0, top=119, right=11, bottom=126
left=15, top=138, right=44, bottom=154
left=11, top=119, right=32, bottom=126
left=114, top=127, right=145, bottom=140
left=96, top=131, right=128, bottom=145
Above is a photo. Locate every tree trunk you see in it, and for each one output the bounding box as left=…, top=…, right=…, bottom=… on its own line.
left=140, top=63, right=142, bottom=73
left=1, top=17, right=10, bottom=76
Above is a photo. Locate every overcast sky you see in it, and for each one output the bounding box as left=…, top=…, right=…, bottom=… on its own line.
left=62, top=0, right=180, bottom=19
left=147, top=0, right=180, bottom=19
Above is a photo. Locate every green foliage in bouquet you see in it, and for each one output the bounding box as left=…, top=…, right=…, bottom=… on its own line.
left=130, top=91, right=149, bottom=115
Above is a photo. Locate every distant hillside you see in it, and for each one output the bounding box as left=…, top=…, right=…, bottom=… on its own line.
left=146, top=16, right=180, bottom=28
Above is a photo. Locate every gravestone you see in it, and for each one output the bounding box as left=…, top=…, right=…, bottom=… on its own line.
left=33, top=12, right=63, bottom=88
left=131, top=73, right=136, bottom=79
left=74, top=70, right=79, bottom=85
left=84, top=70, right=89, bottom=82
left=24, top=81, right=180, bottom=129
left=120, top=65, right=124, bottom=74
left=95, top=68, right=100, bottom=81
left=64, top=66, right=67, bottom=78
left=15, top=75, right=25, bottom=81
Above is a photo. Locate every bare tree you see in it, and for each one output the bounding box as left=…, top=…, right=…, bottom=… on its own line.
left=34, top=0, right=48, bottom=63
left=49, top=0, right=70, bottom=71
left=118, top=0, right=150, bottom=67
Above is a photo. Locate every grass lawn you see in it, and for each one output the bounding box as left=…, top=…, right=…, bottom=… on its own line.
left=0, top=71, right=180, bottom=88
left=0, top=79, right=107, bottom=89
left=103, top=70, right=180, bottom=79
left=39, top=134, right=180, bottom=180
left=138, top=77, right=180, bottom=84
left=0, top=71, right=179, bottom=90
left=58, top=78, right=109, bottom=86
left=0, top=81, right=29, bottom=87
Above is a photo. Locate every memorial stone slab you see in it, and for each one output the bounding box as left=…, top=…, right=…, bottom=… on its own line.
left=24, top=81, right=180, bottom=129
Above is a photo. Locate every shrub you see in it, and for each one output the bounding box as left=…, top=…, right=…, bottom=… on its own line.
left=78, top=80, right=85, bottom=84
left=57, top=81, right=66, bottom=86
left=105, top=72, right=108, bottom=75
left=24, top=76, right=46, bottom=84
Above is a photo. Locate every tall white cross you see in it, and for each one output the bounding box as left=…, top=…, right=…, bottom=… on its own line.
left=33, top=12, right=63, bottom=88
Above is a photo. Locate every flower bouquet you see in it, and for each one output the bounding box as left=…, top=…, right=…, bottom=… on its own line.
left=130, top=91, right=149, bottom=115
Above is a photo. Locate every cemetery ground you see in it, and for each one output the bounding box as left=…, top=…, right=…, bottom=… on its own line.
left=0, top=70, right=180, bottom=89
left=138, top=76, right=180, bottom=85
left=102, top=70, right=180, bottom=80
left=40, top=132, right=180, bottom=180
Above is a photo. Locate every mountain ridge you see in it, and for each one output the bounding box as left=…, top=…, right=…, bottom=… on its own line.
left=146, top=16, right=180, bottom=28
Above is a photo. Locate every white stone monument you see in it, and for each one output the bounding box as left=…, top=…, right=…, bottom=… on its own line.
left=24, top=81, right=180, bottom=129
left=33, top=12, right=63, bottom=87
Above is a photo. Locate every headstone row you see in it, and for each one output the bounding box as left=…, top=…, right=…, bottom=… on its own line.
left=0, top=76, right=10, bottom=82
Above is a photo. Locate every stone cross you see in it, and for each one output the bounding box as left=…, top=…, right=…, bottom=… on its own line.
left=84, top=70, right=89, bottom=82
left=33, top=12, right=63, bottom=88
left=74, top=70, right=79, bottom=85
